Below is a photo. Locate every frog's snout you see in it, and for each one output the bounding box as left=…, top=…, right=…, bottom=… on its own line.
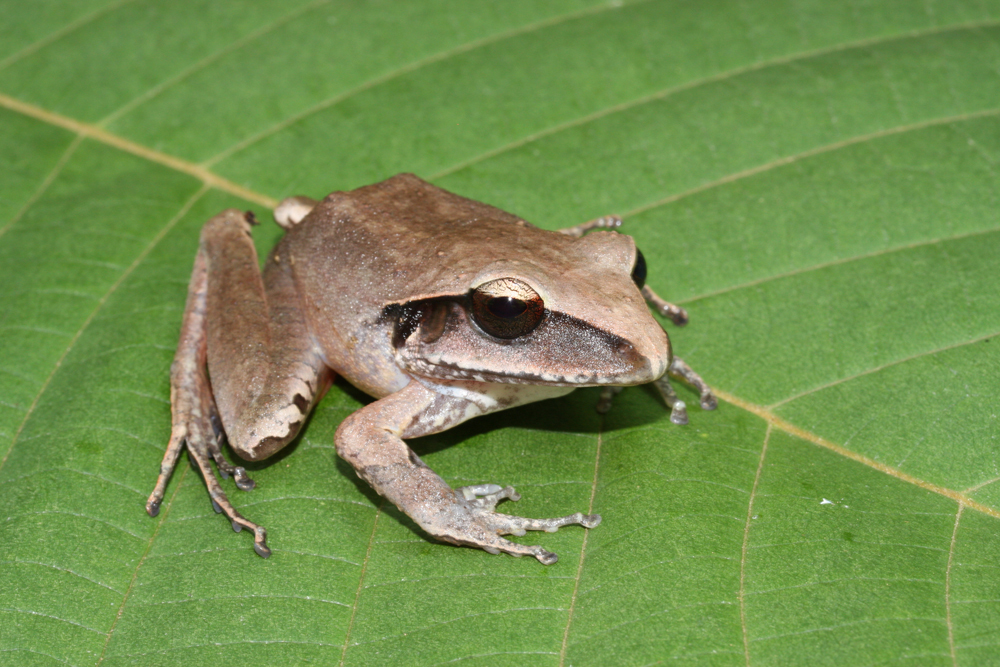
left=609, top=324, right=670, bottom=386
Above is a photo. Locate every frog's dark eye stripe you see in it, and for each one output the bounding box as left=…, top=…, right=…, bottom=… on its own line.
left=470, top=278, right=545, bottom=339
left=631, top=249, right=647, bottom=290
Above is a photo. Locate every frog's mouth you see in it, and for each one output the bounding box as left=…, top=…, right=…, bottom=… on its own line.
left=400, top=358, right=657, bottom=387
left=389, top=299, right=670, bottom=388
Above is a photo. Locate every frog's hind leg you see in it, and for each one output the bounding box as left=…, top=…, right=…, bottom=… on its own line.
left=148, top=208, right=329, bottom=558
left=146, top=237, right=271, bottom=556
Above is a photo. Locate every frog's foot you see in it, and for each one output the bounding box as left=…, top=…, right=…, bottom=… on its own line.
left=667, top=356, right=717, bottom=411
left=641, top=285, right=688, bottom=326
left=592, top=356, right=715, bottom=422
left=205, top=430, right=256, bottom=491
left=654, top=375, right=689, bottom=425
left=557, top=215, right=623, bottom=238
left=147, top=422, right=269, bottom=557
left=651, top=355, right=717, bottom=424
left=439, top=484, right=601, bottom=565
left=193, top=447, right=270, bottom=559
left=595, top=386, right=623, bottom=414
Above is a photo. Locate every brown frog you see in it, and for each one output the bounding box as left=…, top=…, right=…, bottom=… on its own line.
left=146, top=174, right=715, bottom=564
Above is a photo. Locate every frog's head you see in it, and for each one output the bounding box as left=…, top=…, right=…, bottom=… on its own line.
left=389, top=228, right=671, bottom=387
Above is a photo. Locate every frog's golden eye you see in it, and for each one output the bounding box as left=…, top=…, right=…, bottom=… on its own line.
left=470, top=278, right=545, bottom=339
left=631, top=249, right=647, bottom=289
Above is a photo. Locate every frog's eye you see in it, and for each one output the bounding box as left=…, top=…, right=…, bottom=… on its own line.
left=631, top=249, right=647, bottom=290
left=470, top=278, right=545, bottom=339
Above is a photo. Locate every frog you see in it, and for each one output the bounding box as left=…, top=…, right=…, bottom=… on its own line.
left=146, top=173, right=716, bottom=564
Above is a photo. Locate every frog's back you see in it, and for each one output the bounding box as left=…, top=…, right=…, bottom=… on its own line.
left=276, top=174, right=573, bottom=397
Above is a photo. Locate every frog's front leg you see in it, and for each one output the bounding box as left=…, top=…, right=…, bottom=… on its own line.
left=147, top=209, right=329, bottom=557
left=336, top=381, right=599, bottom=564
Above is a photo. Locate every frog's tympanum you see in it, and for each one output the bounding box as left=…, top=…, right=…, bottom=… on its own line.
left=147, top=174, right=716, bottom=564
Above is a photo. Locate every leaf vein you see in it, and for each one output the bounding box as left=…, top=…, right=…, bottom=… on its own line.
left=2, top=466, right=149, bottom=496
left=0, top=94, right=276, bottom=209
left=0, top=559, right=124, bottom=595
left=558, top=420, right=602, bottom=666
left=95, top=463, right=189, bottom=664
left=0, top=0, right=141, bottom=72
left=945, top=504, right=963, bottom=667
left=0, top=606, right=106, bottom=635
left=0, top=185, right=208, bottom=480
left=0, top=135, right=83, bottom=241
left=4, top=510, right=144, bottom=541
left=747, top=576, right=944, bottom=597
left=430, top=20, right=1000, bottom=181
left=751, top=616, right=947, bottom=643
left=203, top=0, right=653, bottom=168
left=133, top=593, right=349, bottom=609
left=351, top=607, right=567, bottom=648
left=337, top=498, right=382, bottom=667
left=100, top=0, right=333, bottom=126
left=0, top=647, right=74, bottom=666
left=678, top=224, right=1000, bottom=318
left=740, top=424, right=771, bottom=666
left=770, top=329, right=1000, bottom=409
left=716, top=389, right=1000, bottom=522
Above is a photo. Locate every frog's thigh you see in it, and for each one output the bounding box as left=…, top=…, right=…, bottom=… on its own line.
left=202, top=209, right=329, bottom=461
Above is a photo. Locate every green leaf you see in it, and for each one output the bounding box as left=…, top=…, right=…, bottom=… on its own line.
left=1, top=1, right=998, bottom=665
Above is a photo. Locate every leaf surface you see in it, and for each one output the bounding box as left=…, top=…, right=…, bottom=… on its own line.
left=1, top=1, right=998, bottom=666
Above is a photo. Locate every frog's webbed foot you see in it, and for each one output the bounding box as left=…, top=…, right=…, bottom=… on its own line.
left=444, top=484, right=601, bottom=565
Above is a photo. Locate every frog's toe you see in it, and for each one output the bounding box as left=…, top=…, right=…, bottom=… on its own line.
left=595, top=385, right=623, bottom=414
left=669, top=401, right=689, bottom=425
left=232, top=467, right=256, bottom=491
left=473, top=491, right=601, bottom=534
left=159, top=422, right=271, bottom=558
left=207, top=440, right=257, bottom=491
left=445, top=486, right=600, bottom=564
left=457, top=484, right=520, bottom=510
left=512, top=542, right=560, bottom=565
left=484, top=536, right=559, bottom=565
left=457, top=483, right=505, bottom=500
left=498, top=511, right=602, bottom=535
